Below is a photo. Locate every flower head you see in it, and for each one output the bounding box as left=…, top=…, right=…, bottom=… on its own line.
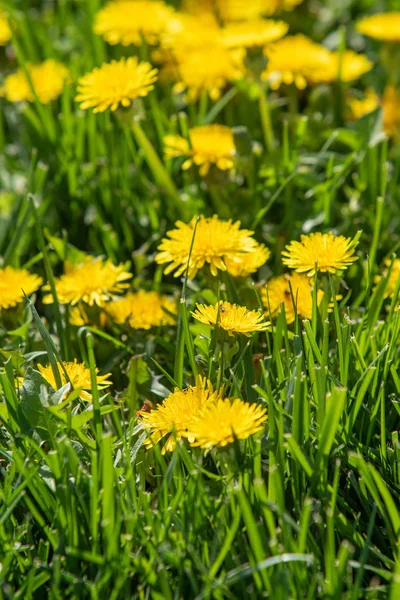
left=356, top=12, right=400, bottom=42
left=347, top=86, right=400, bottom=137
left=374, top=258, right=400, bottom=299
left=261, top=273, right=324, bottom=323
left=75, top=57, right=158, bottom=113
left=262, top=35, right=332, bottom=90
left=43, top=257, right=132, bottom=306
left=139, top=375, right=223, bottom=453
left=312, top=50, right=372, bottom=84
left=3, top=60, right=69, bottom=104
left=192, top=300, right=269, bottom=336
left=347, top=88, right=380, bottom=121
left=106, top=290, right=176, bottom=329
left=221, top=19, right=288, bottom=49
left=282, top=232, right=359, bottom=276
left=38, top=360, right=112, bottom=402
left=0, top=10, right=11, bottom=45
left=184, top=397, right=266, bottom=449
left=94, top=0, right=175, bottom=46
left=0, top=267, right=43, bottom=310
left=210, top=0, right=302, bottom=21
left=173, top=45, right=244, bottom=101
left=164, top=125, right=236, bottom=176
left=225, top=242, right=270, bottom=277
left=156, top=215, right=259, bottom=279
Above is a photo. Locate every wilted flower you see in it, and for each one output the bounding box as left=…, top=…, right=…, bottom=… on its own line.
left=0, top=267, right=43, bottom=310
left=356, top=12, right=400, bottom=42
left=261, top=273, right=324, bottom=323
left=43, top=257, right=132, bottom=306
left=164, top=125, right=235, bottom=176
left=156, top=215, right=259, bottom=278
left=192, top=300, right=269, bottom=336
left=75, top=57, right=158, bottom=113
left=184, top=397, right=266, bottom=449
left=94, top=0, right=176, bottom=46
left=106, top=290, right=176, bottom=329
left=139, top=375, right=223, bottom=453
left=282, top=232, right=359, bottom=276
left=3, top=60, right=69, bottom=104
left=38, top=360, right=112, bottom=402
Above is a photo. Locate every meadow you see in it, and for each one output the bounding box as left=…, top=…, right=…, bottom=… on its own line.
left=1, top=0, right=400, bottom=598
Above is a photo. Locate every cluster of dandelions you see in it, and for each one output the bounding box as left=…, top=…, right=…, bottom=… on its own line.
left=138, top=376, right=267, bottom=453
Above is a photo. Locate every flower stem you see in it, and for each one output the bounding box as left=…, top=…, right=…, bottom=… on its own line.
left=131, top=120, right=184, bottom=217
left=258, top=84, right=274, bottom=152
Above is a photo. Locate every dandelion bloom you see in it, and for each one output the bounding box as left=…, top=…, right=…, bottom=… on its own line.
left=184, top=397, right=266, bottom=449
left=191, top=0, right=303, bottom=21
left=282, top=232, right=359, bottom=276
left=192, top=300, right=269, bottom=336
left=374, top=258, right=400, bottom=299
left=173, top=46, right=244, bottom=101
left=94, top=0, right=175, bottom=46
left=156, top=215, right=259, bottom=278
left=347, top=88, right=380, bottom=121
left=164, top=125, right=236, bottom=176
left=38, top=360, right=112, bottom=402
left=225, top=243, right=270, bottom=277
left=0, top=10, right=11, bottom=45
left=312, top=50, right=372, bottom=84
left=43, top=257, right=132, bottom=306
left=106, top=290, right=176, bottom=329
left=161, top=12, right=220, bottom=53
left=139, top=376, right=223, bottom=453
left=261, top=273, right=324, bottom=323
left=75, top=57, right=158, bottom=113
left=3, top=60, right=69, bottom=104
left=262, top=35, right=332, bottom=90
left=221, top=19, right=288, bottom=49
left=356, top=13, right=400, bottom=42
left=0, top=267, right=43, bottom=310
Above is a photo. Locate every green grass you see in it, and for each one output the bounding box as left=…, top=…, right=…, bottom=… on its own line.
left=1, top=0, right=400, bottom=598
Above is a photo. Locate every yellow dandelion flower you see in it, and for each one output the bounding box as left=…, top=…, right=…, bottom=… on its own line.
left=3, top=60, right=69, bottom=104
left=139, top=375, right=223, bottom=453
left=347, top=88, right=380, bottom=121
left=225, top=242, right=270, bottom=277
left=196, top=0, right=303, bottom=21
left=156, top=215, right=259, bottom=279
left=164, top=125, right=236, bottom=176
left=221, top=19, right=288, bottom=49
left=0, top=266, right=43, bottom=310
left=173, top=45, right=244, bottom=101
left=261, top=273, right=324, bottom=323
left=184, top=397, right=266, bottom=449
left=106, top=290, right=176, bottom=329
left=282, top=232, right=359, bottom=277
left=94, top=0, right=175, bottom=46
left=38, top=360, right=112, bottom=403
left=0, top=10, right=11, bottom=46
left=312, top=50, right=372, bottom=84
left=262, top=35, right=332, bottom=90
left=75, top=57, right=158, bottom=113
left=192, top=300, right=268, bottom=336
left=43, top=257, right=132, bottom=307
left=382, top=86, right=400, bottom=137
left=374, top=258, right=400, bottom=299
left=356, top=12, right=400, bottom=42
left=161, top=12, right=220, bottom=53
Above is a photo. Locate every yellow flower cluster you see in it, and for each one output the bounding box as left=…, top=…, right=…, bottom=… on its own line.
left=38, top=359, right=112, bottom=403
left=263, top=35, right=372, bottom=90
left=139, top=375, right=266, bottom=453
left=192, top=301, right=268, bottom=336
left=0, top=9, right=11, bottom=46
left=3, top=60, right=69, bottom=104
left=0, top=267, right=43, bottom=310
left=347, top=86, right=400, bottom=137
left=356, top=13, right=400, bottom=42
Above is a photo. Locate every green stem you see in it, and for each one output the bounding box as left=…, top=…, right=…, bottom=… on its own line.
left=258, top=84, right=274, bottom=152
left=131, top=120, right=183, bottom=217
